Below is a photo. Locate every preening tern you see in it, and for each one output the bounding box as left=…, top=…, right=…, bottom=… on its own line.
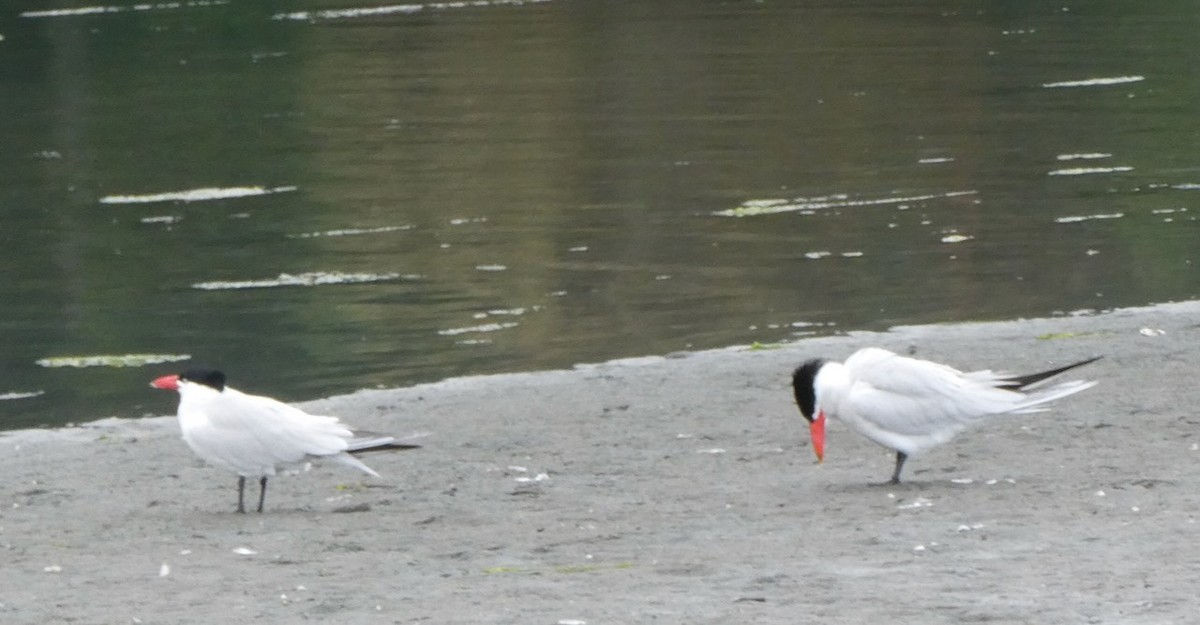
left=792, top=348, right=1099, bottom=483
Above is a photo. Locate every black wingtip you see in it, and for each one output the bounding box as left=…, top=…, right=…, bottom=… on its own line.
left=1001, top=355, right=1102, bottom=389
left=350, top=442, right=422, bottom=454
left=348, top=430, right=426, bottom=453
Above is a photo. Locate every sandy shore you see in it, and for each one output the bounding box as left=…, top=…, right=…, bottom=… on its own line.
left=2, top=301, right=1199, bottom=624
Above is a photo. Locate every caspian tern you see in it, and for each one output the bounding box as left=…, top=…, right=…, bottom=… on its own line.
left=792, top=348, right=1100, bottom=484
left=151, top=368, right=420, bottom=513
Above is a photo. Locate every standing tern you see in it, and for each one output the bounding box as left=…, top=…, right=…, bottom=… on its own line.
left=151, top=368, right=420, bottom=512
left=792, top=348, right=1100, bottom=484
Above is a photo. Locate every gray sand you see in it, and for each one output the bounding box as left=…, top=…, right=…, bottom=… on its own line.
left=3, top=301, right=1199, bottom=624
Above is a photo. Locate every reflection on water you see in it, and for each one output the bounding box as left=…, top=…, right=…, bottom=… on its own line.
left=2, top=0, right=1198, bottom=429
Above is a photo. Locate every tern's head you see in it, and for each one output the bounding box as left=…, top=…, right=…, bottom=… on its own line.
left=791, top=359, right=826, bottom=422
left=792, top=359, right=827, bottom=463
left=150, top=368, right=227, bottom=393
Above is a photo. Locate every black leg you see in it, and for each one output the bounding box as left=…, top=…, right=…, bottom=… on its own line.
left=888, top=452, right=908, bottom=485
left=256, top=476, right=268, bottom=513
left=236, top=476, right=247, bottom=513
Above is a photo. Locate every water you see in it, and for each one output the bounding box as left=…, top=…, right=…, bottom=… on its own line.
left=2, top=0, right=1198, bottom=429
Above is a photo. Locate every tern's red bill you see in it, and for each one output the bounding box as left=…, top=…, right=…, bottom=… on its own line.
left=810, top=410, right=826, bottom=463
left=151, top=374, right=180, bottom=391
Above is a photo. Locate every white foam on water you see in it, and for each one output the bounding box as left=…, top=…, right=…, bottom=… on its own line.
left=801, top=251, right=863, bottom=260
left=791, top=321, right=835, bottom=328
left=917, top=157, right=955, bottom=164
left=437, top=322, right=519, bottom=336
left=1054, top=213, right=1125, bottom=224
left=1047, top=166, right=1133, bottom=176
left=24, top=6, right=119, bottom=16
left=940, top=234, right=974, bottom=244
left=22, top=0, right=227, bottom=18
left=191, top=271, right=410, bottom=290
left=0, top=391, right=45, bottom=401
left=35, top=354, right=191, bottom=368
left=715, top=190, right=977, bottom=218
left=1056, top=153, right=1112, bottom=161
left=139, top=215, right=181, bottom=224
left=1042, top=75, right=1145, bottom=88
left=100, top=185, right=296, bottom=204
left=474, top=307, right=532, bottom=319
left=287, top=225, right=413, bottom=239
left=274, top=3, right=422, bottom=20
left=273, top=0, right=551, bottom=21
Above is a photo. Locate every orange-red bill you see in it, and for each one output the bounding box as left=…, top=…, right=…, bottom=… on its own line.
left=150, top=374, right=180, bottom=391
left=810, top=411, right=826, bottom=463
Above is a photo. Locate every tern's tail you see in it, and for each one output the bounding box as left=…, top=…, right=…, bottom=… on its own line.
left=347, top=430, right=428, bottom=453
left=1010, top=379, right=1098, bottom=414
left=330, top=431, right=426, bottom=477
left=330, top=451, right=383, bottom=478
left=1002, top=356, right=1102, bottom=390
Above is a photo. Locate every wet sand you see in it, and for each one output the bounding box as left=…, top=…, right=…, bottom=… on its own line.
left=2, top=301, right=1199, bottom=624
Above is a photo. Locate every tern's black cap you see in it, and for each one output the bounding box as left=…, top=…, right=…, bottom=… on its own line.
left=180, top=368, right=226, bottom=391
left=791, top=359, right=826, bottom=422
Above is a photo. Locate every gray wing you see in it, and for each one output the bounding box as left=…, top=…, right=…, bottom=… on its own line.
left=841, top=348, right=1048, bottom=438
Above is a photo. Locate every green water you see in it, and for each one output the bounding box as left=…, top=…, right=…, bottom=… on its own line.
left=1, top=0, right=1197, bottom=428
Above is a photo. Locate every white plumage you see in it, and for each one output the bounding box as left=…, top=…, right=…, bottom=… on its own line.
left=176, top=383, right=382, bottom=479
left=152, top=369, right=419, bottom=512
left=793, top=347, right=1099, bottom=483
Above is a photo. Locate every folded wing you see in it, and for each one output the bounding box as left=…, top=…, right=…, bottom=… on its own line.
left=842, top=348, right=1095, bottom=441
left=190, top=388, right=363, bottom=475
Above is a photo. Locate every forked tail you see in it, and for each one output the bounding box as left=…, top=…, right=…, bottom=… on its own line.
left=1010, top=379, right=1098, bottom=414
left=332, top=432, right=428, bottom=478
left=347, top=430, right=428, bottom=453
left=1000, top=355, right=1102, bottom=390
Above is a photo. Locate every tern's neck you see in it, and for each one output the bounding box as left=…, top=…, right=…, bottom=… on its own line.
left=814, top=361, right=852, bottom=411
left=178, top=383, right=225, bottom=406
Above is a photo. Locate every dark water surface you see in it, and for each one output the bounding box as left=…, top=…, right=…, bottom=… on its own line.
left=2, top=0, right=1197, bottom=429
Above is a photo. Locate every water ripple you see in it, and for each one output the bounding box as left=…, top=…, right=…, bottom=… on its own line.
left=288, top=225, right=414, bottom=239
left=36, top=354, right=191, bottom=368
left=0, top=391, right=45, bottom=401
left=1054, top=213, right=1125, bottom=224
left=192, top=271, right=414, bottom=290
left=715, top=190, right=978, bottom=218
left=22, top=1, right=227, bottom=18
left=273, top=0, right=551, bottom=21
left=1047, top=167, right=1133, bottom=176
left=100, top=186, right=296, bottom=205
left=1042, top=76, right=1145, bottom=88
